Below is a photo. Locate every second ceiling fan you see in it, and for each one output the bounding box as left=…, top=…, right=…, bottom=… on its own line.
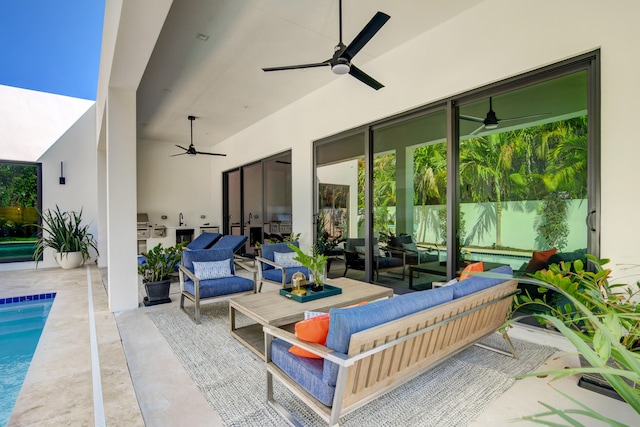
left=461, top=97, right=550, bottom=135
left=262, top=0, right=390, bottom=90
left=172, top=116, right=226, bottom=157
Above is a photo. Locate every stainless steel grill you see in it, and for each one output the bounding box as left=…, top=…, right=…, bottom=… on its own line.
left=137, top=213, right=151, bottom=239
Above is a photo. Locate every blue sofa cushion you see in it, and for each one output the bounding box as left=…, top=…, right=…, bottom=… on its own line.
left=450, top=265, right=513, bottom=299
left=262, top=266, right=309, bottom=284
left=183, top=275, right=254, bottom=298
left=322, top=286, right=454, bottom=386
left=187, top=232, right=221, bottom=250
left=271, top=338, right=335, bottom=406
left=261, top=241, right=299, bottom=271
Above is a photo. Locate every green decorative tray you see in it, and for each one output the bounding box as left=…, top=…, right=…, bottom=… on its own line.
left=280, top=284, right=342, bottom=303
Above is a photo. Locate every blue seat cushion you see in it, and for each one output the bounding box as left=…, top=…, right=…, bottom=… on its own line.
left=260, top=241, right=299, bottom=271
left=262, top=266, right=309, bottom=285
left=187, top=232, right=221, bottom=250
left=271, top=338, right=335, bottom=406
left=450, top=265, right=513, bottom=299
left=183, top=275, right=254, bottom=298
left=322, top=286, right=453, bottom=386
left=376, top=256, right=403, bottom=269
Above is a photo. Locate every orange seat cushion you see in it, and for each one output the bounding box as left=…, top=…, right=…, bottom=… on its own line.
left=459, top=261, right=484, bottom=281
left=525, top=248, right=557, bottom=271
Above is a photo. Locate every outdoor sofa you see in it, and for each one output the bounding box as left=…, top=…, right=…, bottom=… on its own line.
left=263, top=265, right=518, bottom=426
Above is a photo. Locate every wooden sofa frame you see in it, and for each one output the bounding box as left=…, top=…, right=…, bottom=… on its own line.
left=264, top=279, right=519, bottom=426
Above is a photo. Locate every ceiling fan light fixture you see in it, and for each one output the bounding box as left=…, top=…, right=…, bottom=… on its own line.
left=331, top=61, right=350, bottom=75
left=484, top=123, right=499, bottom=130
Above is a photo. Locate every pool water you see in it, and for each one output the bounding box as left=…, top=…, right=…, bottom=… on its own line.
left=0, top=294, right=55, bottom=427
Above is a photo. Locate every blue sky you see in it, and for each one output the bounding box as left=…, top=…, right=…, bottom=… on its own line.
left=0, top=0, right=105, bottom=101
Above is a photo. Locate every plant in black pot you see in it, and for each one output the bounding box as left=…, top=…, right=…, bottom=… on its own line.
left=138, top=243, right=186, bottom=306
left=33, top=205, right=99, bottom=269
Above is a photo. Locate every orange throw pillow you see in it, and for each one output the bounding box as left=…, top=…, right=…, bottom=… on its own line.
left=289, top=314, right=330, bottom=358
left=526, top=248, right=557, bottom=271
left=288, top=301, right=368, bottom=358
left=459, top=261, right=484, bottom=281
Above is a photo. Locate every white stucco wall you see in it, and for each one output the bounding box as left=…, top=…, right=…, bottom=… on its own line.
left=0, top=105, right=99, bottom=272
left=136, top=138, right=216, bottom=228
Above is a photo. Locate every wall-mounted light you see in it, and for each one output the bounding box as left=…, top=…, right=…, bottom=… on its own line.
left=59, top=161, right=66, bottom=185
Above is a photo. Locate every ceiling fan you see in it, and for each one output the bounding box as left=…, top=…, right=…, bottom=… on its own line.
left=460, top=97, right=550, bottom=135
left=172, top=116, right=226, bottom=157
left=262, top=0, right=390, bottom=90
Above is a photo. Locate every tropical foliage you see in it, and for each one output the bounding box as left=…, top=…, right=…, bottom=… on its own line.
left=506, top=257, right=640, bottom=424
left=33, top=205, right=99, bottom=265
left=0, top=163, right=39, bottom=240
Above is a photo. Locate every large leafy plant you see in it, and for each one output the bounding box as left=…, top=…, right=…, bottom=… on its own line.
left=513, top=255, right=640, bottom=352
left=33, top=205, right=99, bottom=265
left=138, top=243, right=185, bottom=283
left=505, top=256, right=640, bottom=424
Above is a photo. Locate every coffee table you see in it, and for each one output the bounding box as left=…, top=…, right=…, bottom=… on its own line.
left=229, top=277, right=394, bottom=360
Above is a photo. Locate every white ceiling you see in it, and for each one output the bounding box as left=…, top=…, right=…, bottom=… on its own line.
left=136, top=0, right=486, bottom=149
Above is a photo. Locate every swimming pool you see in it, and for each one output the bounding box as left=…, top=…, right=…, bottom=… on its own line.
left=0, top=294, right=55, bottom=427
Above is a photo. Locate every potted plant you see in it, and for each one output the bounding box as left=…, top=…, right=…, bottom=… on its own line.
left=138, top=243, right=185, bottom=306
left=511, top=254, right=640, bottom=398
left=33, top=205, right=99, bottom=269
left=288, top=243, right=328, bottom=292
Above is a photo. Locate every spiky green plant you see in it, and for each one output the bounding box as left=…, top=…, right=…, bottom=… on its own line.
left=33, top=205, right=99, bottom=266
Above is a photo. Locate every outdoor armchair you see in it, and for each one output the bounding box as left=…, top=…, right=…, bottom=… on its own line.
left=342, top=238, right=405, bottom=280
left=256, top=241, right=310, bottom=292
left=179, top=247, right=256, bottom=324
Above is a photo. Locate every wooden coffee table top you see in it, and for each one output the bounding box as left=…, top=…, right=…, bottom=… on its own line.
left=229, top=277, right=394, bottom=327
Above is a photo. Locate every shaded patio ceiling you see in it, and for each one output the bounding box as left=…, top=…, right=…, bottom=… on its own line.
left=136, top=0, right=487, bottom=147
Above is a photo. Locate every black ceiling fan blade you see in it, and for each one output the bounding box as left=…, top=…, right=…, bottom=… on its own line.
left=170, top=152, right=188, bottom=157
left=349, top=65, right=383, bottom=90
left=498, top=113, right=551, bottom=123
left=195, top=151, right=227, bottom=156
left=470, top=124, right=486, bottom=136
left=459, top=114, right=485, bottom=124
left=262, top=61, right=330, bottom=72
left=175, top=144, right=190, bottom=151
left=341, top=12, right=390, bottom=61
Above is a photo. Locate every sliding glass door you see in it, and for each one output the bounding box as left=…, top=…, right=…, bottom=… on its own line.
left=223, top=151, right=292, bottom=256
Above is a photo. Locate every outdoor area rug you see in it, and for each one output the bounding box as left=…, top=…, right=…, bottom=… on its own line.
left=147, top=301, right=557, bottom=427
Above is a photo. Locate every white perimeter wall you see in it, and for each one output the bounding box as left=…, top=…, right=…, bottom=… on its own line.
left=135, top=0, right=640, bottom=284
left=0, top=105, right=99, bottom=271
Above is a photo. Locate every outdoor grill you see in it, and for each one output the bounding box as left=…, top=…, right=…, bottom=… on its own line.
left=137, top=213, right=151, bottom=239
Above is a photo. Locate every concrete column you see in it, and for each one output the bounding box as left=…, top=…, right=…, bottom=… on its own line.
left=106, top=87, right=138, bottom=312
